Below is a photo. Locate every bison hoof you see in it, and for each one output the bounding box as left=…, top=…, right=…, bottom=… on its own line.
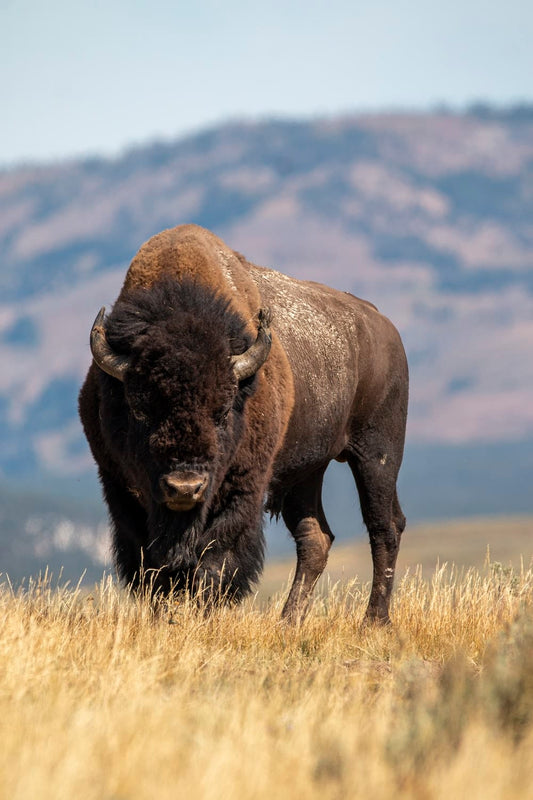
left=362, top=607, right=392, bottom=627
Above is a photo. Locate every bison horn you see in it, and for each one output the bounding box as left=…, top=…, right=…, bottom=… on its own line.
left=90, top=307, right=131, bottom=381
left=231, top=308, right=272, bottom=382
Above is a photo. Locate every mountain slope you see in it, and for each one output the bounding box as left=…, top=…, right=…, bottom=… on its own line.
left=0, top=108, right=532, bottom=492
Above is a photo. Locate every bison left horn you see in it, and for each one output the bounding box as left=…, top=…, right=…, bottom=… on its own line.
left=231, top=308, right=272, bottom=382
left=90, top=307, right=131, bottom=381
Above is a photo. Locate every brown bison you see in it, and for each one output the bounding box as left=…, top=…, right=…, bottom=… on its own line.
left=79, top=224, right=408, bottom=623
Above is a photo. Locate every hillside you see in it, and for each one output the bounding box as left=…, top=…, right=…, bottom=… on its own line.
left=1, top=109, right=532, bottom=476
left=0, top=107, right=532, bottom=579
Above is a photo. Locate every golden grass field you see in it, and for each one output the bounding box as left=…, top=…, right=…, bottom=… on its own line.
left=1, top=515, right=532, bottom=800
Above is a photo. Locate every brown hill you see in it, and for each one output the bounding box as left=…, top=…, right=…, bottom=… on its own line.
left=1, top=111, right=532, bottom=481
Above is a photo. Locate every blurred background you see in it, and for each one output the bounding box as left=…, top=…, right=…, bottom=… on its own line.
left=1, top=0, right=532, bottom=583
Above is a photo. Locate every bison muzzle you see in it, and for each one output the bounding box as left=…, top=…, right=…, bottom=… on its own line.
left=79, top=224, right=408, bottom=623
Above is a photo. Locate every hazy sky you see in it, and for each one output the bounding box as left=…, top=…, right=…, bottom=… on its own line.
left=3, top=0, right=532, bottom=166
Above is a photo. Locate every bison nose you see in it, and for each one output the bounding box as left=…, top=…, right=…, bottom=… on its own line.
left=159, top=471, right=209, bottom=511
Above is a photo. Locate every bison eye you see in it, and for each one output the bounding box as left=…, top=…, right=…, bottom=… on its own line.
left=215, top=406, right=231, bottom=427
left=130, top=407, right=148, bottom=424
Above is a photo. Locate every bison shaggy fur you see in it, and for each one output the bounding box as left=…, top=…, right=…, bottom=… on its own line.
left=79, top=224, right=408, bottom=623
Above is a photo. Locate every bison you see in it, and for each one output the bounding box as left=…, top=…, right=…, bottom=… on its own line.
left=79, top=224, right=408, bottom=623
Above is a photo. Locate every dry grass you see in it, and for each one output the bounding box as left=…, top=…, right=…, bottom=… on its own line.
left=1, top=553, right=533, bottom=800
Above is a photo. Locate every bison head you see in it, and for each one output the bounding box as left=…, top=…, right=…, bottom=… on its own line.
left=89, top=278, right=271, bottom=571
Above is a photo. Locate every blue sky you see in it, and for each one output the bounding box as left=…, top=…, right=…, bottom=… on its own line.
left=3, top=0, right=532, bottom=166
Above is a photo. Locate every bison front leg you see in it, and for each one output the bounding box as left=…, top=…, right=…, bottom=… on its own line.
left=281, top=468, right=334, bottom=624
left=99, top=469, right=149, bottom=590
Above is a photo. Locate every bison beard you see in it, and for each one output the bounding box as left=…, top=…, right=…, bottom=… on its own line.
left=79, top=224, right=409, bottom=623
left=141, top=502, right=265, bottom=600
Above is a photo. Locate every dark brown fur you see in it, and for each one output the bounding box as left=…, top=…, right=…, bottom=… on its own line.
left=79, top=224, right=408, bottom=622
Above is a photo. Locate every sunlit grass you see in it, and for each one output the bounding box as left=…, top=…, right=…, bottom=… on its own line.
left=0, top=560, right=532, bottom=799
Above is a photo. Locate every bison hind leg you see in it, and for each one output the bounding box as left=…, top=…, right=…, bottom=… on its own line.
left=281, top=467, right=334, bottom=624
left=348, top=450, right=406, bottom=625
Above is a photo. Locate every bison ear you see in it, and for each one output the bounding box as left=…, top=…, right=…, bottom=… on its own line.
left=231, top=307, right=272, bottom=382
left=90, top=307, right=131, bottom=382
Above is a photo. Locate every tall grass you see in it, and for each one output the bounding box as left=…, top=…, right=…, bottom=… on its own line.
left=0, top=561, right=532, bottom=799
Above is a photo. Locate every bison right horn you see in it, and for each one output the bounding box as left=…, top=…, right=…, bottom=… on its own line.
left=231, top=308, right=272, bottom=382
left=90, top=307, right=131, bottom=382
